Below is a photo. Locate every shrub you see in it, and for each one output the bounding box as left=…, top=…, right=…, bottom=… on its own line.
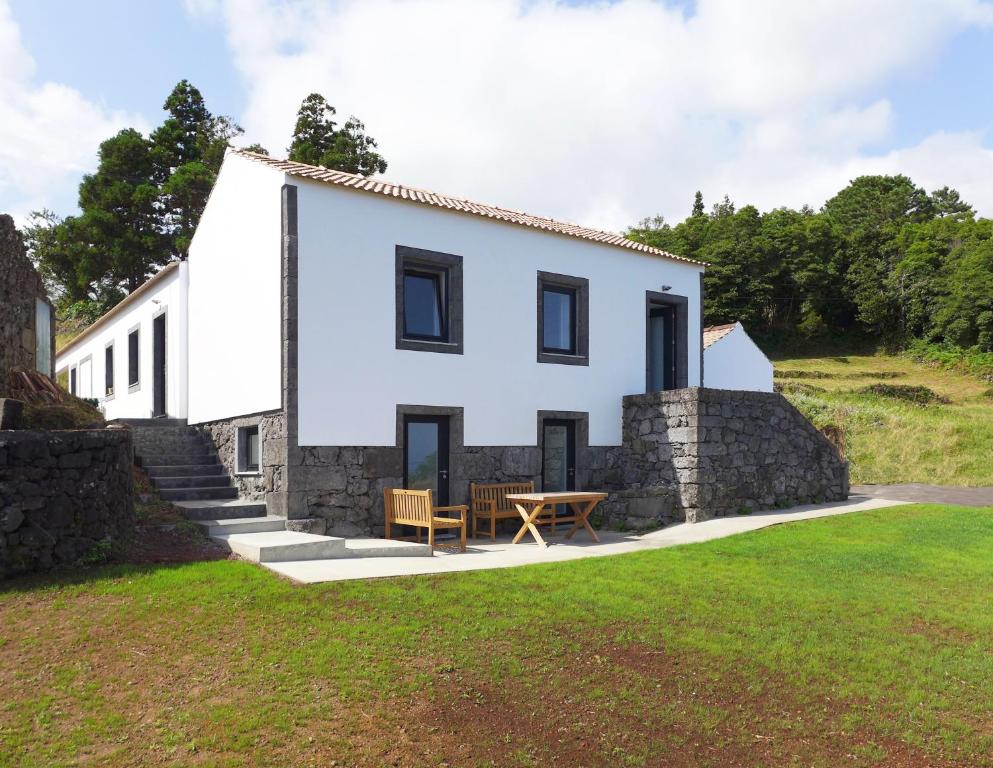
left=775, top=381, right=826, bottom=395
left=905, top=340, right=993, bottom=383
left=774, top=369, right=836, bottom=380
left=857, top=383, right=949, bottom=406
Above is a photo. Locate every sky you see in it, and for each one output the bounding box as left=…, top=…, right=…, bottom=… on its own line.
left=2, top=0, right=993, bottom=233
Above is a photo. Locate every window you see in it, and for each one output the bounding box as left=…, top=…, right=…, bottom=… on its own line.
left=128, top=327, right=140, bottom=389
left=395, top=245, right=463, bottom=354
left=542, top=286, right=577, bottom=354
left=105, top=343, right=114, bottom=397
left=537, top=271, right=589, bottom=365
left=69, top=366, right=77, bottom=396
left=403, top=269, right=446, bottom=340
left=35, top=299, right=51, bottom=375
left=238, top=425, right=260, bottom=473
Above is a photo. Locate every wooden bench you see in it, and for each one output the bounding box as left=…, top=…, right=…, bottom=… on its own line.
left=470, top=481, right=535, bottom=540
left=384, top=488, right=467, bottom=552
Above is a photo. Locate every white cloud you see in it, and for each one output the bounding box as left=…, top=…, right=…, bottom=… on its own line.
left=204, top=0, right=993, bottom=229
left=0, top=0, right=146, bottom=225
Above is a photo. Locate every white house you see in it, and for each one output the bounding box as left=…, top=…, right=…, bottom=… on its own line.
left=702, top=322, right=774, bottom=392
left=55, top=149, right=723, bottom=530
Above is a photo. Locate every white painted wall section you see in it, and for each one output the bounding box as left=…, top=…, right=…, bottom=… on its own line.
left=704, top=323, right=774, bottom=392
left=295, top=181, right=704, bottom=447
left=55, top=262, right=190, bottom=420
left=187, top=153, right=285, bottom=424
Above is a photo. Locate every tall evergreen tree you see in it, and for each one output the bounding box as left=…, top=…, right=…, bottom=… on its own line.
left=288, top=93, right=387, bottom=176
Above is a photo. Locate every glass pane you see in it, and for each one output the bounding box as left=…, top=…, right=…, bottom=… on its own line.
left=247, top=429, right=259, bottom=470
left=543, top=289, right=574, bottom=352
left=543, top=425, right=569, bottom=492
left=406, top=422, right=439, bottom=492
left=129, top=332, right=139, bottom=385
left=648, top=311, right=668, bottom=391
left=35, top=299, right=51, bottom=374
left=404, top=272, right=443, bottom=338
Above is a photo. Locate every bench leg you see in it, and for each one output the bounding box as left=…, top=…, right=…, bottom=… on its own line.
left=472, top=513, right=477, bottom=540
left=385, top=518, right=391, bottom=541
left=460, top=522, right=467, bottom=552
left=490, top=515, right=497, bottom=541
left=428, top=525, right=435, bottom=551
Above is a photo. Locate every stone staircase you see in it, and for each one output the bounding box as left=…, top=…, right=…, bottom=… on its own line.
left=122, top=418, right=431, bottom=564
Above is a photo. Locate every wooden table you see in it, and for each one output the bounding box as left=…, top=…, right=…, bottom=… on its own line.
left=504, top=491, right=608, bottom=548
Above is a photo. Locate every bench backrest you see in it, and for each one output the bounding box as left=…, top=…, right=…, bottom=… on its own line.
left=470, top=481, right=535, bottom=512
left=385, top=488, right=433, bottom=526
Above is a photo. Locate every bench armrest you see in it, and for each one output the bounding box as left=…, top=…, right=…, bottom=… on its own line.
left=433, top=505, right=468, bottom=522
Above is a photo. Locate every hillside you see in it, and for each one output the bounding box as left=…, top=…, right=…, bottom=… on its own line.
left=773, top=351, right=993, bottom=486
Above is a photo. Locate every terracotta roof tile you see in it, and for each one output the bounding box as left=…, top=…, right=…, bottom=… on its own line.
left=229, top=149, right=706, bottom=267
left=703, top=323, right=737, bottom=349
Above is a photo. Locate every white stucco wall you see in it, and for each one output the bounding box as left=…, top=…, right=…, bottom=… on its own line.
left=55, top=262, right=189, bottom=420
left=295, top=180, right=704, bottom=447
left=186, top=154, right=285, bottom=424
left=703, top=323, right=774, bottom=392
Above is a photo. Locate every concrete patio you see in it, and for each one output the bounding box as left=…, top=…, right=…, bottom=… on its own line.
left=262, top=494, right=904, bottom=584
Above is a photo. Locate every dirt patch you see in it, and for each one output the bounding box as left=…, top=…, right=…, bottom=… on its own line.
left=402, top=641, right=964, bottom=767
left=118, top=523, right=229, bottom=565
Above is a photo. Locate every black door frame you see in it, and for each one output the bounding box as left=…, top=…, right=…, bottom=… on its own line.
left=645, top=291, right=689, bottom=392
left=152, top=312, right=167, bottom=417
left=403, top=414, right=451, bottom=506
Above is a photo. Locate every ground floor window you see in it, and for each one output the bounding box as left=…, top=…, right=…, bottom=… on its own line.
left=238, top=425, right=260, bottom=473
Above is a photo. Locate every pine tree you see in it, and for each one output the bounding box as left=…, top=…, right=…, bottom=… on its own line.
left=288, top=93, right=387, bottom=176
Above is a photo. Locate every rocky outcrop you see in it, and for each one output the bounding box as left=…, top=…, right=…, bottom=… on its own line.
left=0, top=214, right=53, bottom=382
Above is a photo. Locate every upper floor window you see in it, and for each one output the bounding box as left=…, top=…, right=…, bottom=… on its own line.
left=395, top=245, right=463, bottom=355
left=537, top=271, right=589, bottom=366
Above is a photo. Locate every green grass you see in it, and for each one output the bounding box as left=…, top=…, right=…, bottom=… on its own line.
left=3, top=505, right=993, bottom=766
left=773, top=352, right=993, bottom=485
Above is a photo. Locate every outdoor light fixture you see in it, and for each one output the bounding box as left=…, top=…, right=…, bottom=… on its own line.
left=660, top=285, right=672, bottom=292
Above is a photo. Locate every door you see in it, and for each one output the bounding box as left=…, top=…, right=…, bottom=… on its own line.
left=542, top=419, right=576, bottom=495
left=153, top=313, right=167, bottom=417
left=404, top=415, right=450, bottom=505
left=647, top=303, right=676, bottom=392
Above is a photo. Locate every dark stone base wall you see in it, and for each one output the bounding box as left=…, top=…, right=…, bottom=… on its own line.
left=292, top=444, right=623, bottom=538
left=197, top=410, right=287, bottom=501
left=196, top=388, right=847, bottom=537
left=0, top=428, right=134, bottom=577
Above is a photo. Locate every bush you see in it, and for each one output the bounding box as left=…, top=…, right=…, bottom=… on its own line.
left=775, top=381, right=826, bottom=395
left=905, top=340, right=993, bottom=383
left=775, top=369, right=836, bottom=380
left=857, top=383, right=949, bottom=407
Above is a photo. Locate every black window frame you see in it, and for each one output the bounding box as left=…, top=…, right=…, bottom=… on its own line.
left=541, top=284, right=578, bottom=355
left=238, top=424, right=260, bottom=474
left=395, top=245, right=463, bottom=355
left=537, top=271, right=589, bottom=366
left=104, top=342, right=114, bottom=398
left=127, top=326, right=140, bottom=390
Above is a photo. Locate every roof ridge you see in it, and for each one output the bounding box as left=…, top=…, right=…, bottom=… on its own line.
left=228, top=148, right=707, bottom=268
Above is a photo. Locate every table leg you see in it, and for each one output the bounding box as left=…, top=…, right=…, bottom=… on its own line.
left=564, top=500, right=601, bottom=543
left=512, top=503, right=548, bottom=547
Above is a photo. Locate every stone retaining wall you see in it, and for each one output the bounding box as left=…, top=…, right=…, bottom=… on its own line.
left=0, top=428, right=134, bottom=577
left=198, top=410, right=287, bottom=501
left=606, top=388, right=848, bottom=527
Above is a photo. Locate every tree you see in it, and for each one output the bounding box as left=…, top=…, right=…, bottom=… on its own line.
left=288, top=93, right=387, bottom=176
left=151, top=80, right=246, bottom=257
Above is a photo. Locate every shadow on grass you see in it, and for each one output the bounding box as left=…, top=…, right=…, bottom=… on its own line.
left=0, top=558, right=235, bottom=595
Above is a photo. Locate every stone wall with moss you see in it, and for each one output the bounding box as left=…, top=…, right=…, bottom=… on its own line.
left=0, top=214, right=53, bottom=383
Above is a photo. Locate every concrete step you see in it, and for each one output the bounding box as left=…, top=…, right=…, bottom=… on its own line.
left=174, top=499, right=268, bottom=521
left=160, top=485, right=238, bottom=502
left=144, top=463, right=225, bottom=478
left=137, top=452, right=219, bottom=466
left=215, top=531, right=348, bottom=563
left=135, top=441, right=214, bottom=454
left=196, top=516, right=286, bottom=536
left=153, top=475, right=233, bottom=490
left=343, top=539, right=432, bottom=558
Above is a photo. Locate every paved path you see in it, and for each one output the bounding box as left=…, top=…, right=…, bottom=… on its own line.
left=853, top=484, right=993, bottom=507
left=265, top=495, right=904, bottom=584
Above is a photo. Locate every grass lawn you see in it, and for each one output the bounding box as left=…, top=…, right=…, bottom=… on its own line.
left=773, top=352, right=993, bottom=485
left=3, top=504, right=993, bottom=767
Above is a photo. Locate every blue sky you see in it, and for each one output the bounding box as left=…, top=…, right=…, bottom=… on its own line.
left=3, top=0, right=993, bottom=230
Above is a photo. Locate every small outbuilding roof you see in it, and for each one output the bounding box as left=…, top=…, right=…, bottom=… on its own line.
left=229, top=148, right=706, bottom=268
left=702, top=323, right=738, bottom=349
